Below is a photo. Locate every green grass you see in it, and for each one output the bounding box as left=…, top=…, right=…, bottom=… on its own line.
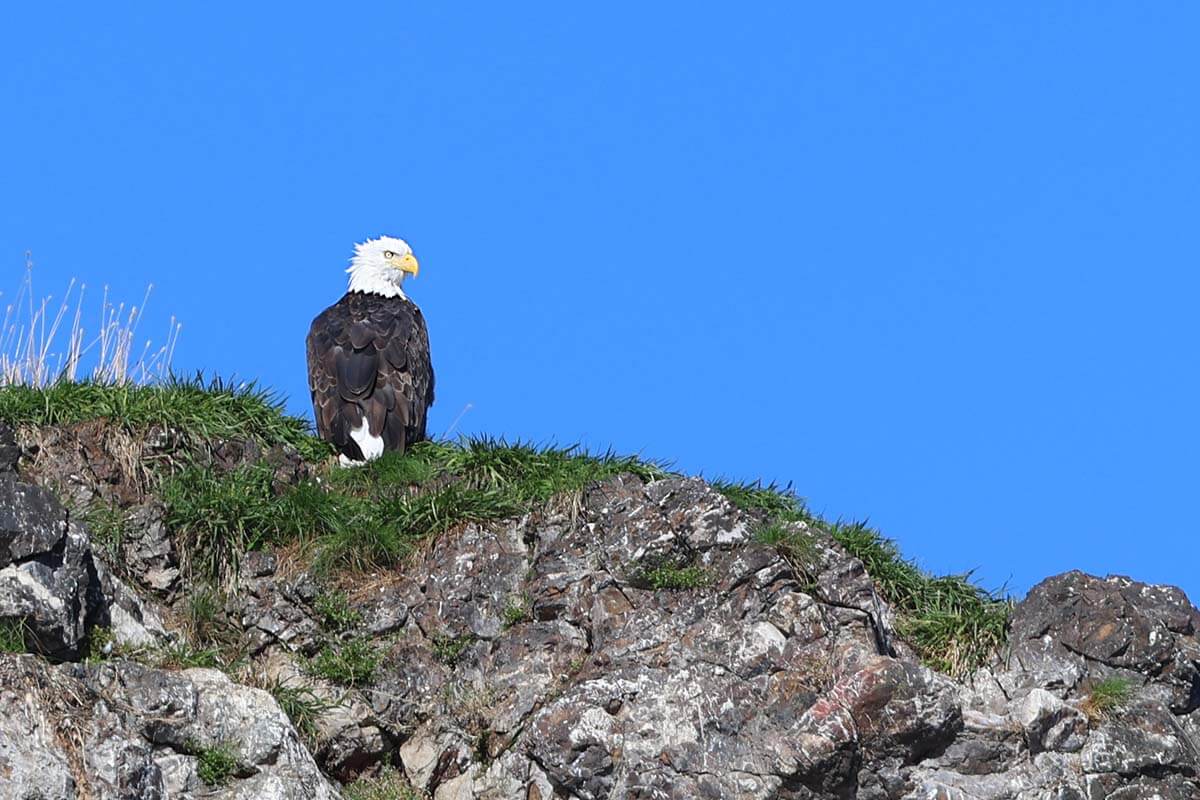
left=826, top=519, right=1010, bottom=677
left=81, top=503, right=126, bottom=560
left=431, top=634, right=475, bottom=666
left=191, top=740, right=239, bottom=786
left=268, top=679, right=335, bottom=744
left=713, top=479, right=808, bottom=521
left=156, top=641, right=232, bottom=671
left=754, top=521, right=819, bottom=585
left=313, top=589, right=362, bottom=632
left=162, top=464, right=288, bottom=585
left=0, top=376, right=329, bottom=461
left=628, top=553, right=712, bottom=591
left=160, top=437, right=669, bottom=582
left=438, top=437, right=668, bottom=501
left=309, top=637, right=381, bottom=687
left=85, top=626, right=116, bottom=663
left=501, top=593, right=533, bottom=628
left=343, top=767, right=424, bottom=800
left=1083, top=676, right=1135, bottom=721
left=184, top=587, right=225, bottom=644
left=0, top=618, right=27, bottom=653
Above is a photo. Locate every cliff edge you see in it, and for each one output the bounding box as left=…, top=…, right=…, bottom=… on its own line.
left=0, top=383, right=1197, bottom=799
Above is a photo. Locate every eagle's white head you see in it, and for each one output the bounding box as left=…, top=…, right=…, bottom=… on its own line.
left=347, top=235, right=420, bottom=298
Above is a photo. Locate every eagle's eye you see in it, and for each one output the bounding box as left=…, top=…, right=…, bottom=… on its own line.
left=383, top=250, right=395, bottom=259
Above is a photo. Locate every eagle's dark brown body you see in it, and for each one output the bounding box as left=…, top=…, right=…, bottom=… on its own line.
left=306, top=291, right=434, bottom=461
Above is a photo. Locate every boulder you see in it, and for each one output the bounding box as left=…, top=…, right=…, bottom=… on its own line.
left=0, top=475, right=100, bottom=659
left=0, top=654, right=340, bottom=800
left=1011, top=571, right=1200, bottom=714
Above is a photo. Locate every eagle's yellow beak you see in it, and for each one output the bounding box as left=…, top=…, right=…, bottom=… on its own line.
left=393, top=252, right=420, bottom=278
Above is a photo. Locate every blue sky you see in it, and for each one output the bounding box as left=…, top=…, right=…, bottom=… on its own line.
left=2, top=5, right=1197, bottom=601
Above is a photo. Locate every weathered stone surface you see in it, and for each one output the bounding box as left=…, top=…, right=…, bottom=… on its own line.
left=14, top=420, right=158, bottom=509
left=4, top=422, right=1200, bottom=799
left=1012, top=688, right=1088, bottom=754
left=1080, top=701, right=1197, bottom=778
left=261, top=649, right=391, bottom=782
left=0, top=422, right=20, bottom=474
left=0, top=474, right=69, bottom=566
left=119, top=500, right=181, bottom=595
left=0, top=654, right=339, bottom=800
left=227, top=564, right=324, bottom=657
left=1011, top=571, right=1200, bottom=714
left=0, top=475, right=101, bottom=659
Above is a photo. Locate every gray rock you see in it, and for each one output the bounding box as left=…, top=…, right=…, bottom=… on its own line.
left=0, top=654, right=339, bottom=799
left=119, top=501, right=180, bottom=595
left=227, top=569, right=324, bottom=656
left=1011, top=571, right=1200, bottom=714
left=261, top=650, right=391, bottom=782
left=7, top=424, right=1200, bottom=800
left=0, top=422, right=20, bottom=474
left=0, top=475, right=100, bottom=659
left=13, top=420, right=156, bottom=510
left=1080, top=702, right=1197, bottom=777
left=1013, top=688, right=1088, bottom=754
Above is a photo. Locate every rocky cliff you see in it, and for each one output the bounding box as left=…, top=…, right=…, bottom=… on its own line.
left=0, top=402, right=1197, bottom=800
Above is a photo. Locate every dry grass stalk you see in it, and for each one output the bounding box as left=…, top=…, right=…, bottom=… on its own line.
left=0, top=253, right=181, bottom=387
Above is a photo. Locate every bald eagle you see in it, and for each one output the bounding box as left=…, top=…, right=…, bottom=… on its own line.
left=306, top=236, right=435, bottom=465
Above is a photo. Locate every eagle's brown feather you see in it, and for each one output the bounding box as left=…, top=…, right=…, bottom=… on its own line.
left=306, top=292, right=434, bottom=460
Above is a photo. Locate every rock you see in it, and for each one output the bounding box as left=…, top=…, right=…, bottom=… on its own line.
left=93, top=556, right=173, bottom=650
left=13, top=420, right=154, bottom=509
left=1013, top=688, right=1088, bottom=754
left=1080, top=702, right=1197, bottom=778
left=0, top=473, right=68, bottom=564
left=227, top=568, right=324, bottom=656
left=0, top=654, right=339, bottom=799
left=261, top=650, right=391, bottom=782
left=1011, top=571, right=1200, bottom=714
left=7, top=422, right=1200, bottom=799
left=0, top=475, right=101, bottom=659
left=0, top=422, right=19, bottom=473
left=119, top=501, right=181, bottom=595
left=82, top=659, right=341, bottom=799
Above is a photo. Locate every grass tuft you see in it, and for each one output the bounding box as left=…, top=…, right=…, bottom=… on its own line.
left=501, top=593, right=533, bottom=628
left=629, top=553, right=712, bottom=591
left=81, top=503, right=127, bottom=560
left=1, top=262, right=180, bottom=387
left=754, top=521, right=819, bottom=582
left=343, top=766, right=424, bottom=800
left=162, top=465, right=279, bottom=585
left=309, top=637, right=381, bottom=687
left=85, top=626, right=117, bottom=663
left=1082, top=676, right=1135, bottom=721
left=713, top=479, right=808, bottom=521
left=155, top=641, right=237, bottom=672
left=313, top=589, right=362, bottom=633
left=183, top=586, right=226, bottom=644
left=431, top=634, right=475, bottom=667
left=0, top=618, right=27, bottom=653
left=192, top=740, right=239, bottom=786
left=443, top=437, right=669, bottom=502
left=267, top=679, right=335, bottom=744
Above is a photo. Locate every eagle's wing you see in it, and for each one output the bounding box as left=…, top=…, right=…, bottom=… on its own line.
left=307, top=293, right=434, bottom=460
